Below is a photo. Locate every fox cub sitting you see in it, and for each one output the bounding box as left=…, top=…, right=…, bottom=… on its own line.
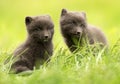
left=11, top=15, right=54, bottom=73
left=60, top=9, right=108, bottom=52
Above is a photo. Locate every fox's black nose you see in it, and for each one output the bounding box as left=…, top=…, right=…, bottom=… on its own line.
left=45, top=36, right=48, bottom=39
left=76, top=31, right=81, bottom=35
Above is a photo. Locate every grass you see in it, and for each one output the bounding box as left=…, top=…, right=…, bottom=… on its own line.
left=0, top=39, right=120, bottom=84
left=0, top=0, right=120, bottom=84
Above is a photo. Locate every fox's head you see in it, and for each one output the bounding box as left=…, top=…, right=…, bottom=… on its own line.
left=25, top=15, right=54, bottom=42
left=60, top=9, right=87, bottom=39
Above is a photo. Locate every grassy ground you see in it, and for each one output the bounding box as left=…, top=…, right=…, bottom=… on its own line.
left=0, top=0, right=120, bottom=84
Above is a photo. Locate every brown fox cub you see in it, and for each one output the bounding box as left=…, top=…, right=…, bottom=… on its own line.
left=11, top=15, right=54, bottom=73
left=60, top=9, right=108, bottom=52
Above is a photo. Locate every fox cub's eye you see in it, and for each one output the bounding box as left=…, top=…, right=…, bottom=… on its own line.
left=34, top=26, right=43, bottom=31
left=35, top=28, right=40, bottom=31
left=80, top=24, right=85, bottom=28
left=48, top=24, right=54, bottom=30
left=68, top=20, right=76, bottom=25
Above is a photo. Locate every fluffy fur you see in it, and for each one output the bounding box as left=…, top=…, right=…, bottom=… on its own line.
left=11, top=15, right=54, bottom=73
left=60, top=9, right=108, bottom=52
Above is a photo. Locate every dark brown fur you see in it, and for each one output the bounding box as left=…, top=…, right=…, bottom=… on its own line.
left=60, top=9, right=108, bottom=52
left=11, top=15, right=54, bottom=73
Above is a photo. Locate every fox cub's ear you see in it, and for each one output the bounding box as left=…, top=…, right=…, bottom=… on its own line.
left=25, top=16, right=33, bottom=25
left=61, top=8, right=67, bottom=16
left=81, top=12, right=86, bottom=19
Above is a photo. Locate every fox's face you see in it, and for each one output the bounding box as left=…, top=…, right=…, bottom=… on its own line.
left=25, top=15, right=54, bottom=42
left=60, top=9, right=87, bottom=39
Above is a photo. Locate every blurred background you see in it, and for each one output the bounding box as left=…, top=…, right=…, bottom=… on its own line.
left=0, top=0, right=120, bottom=51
